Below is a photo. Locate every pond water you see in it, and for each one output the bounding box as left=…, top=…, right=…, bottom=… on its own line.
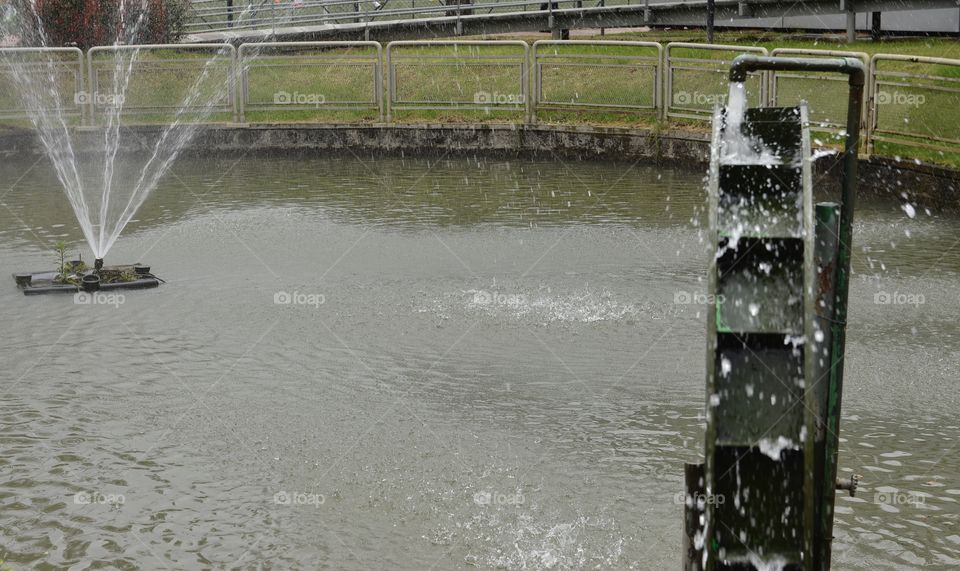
left=0, top=154, right=957, bottom=569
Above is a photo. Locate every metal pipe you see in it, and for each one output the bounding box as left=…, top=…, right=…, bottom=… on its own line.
left=820, top=69, right=864, bottom=570
left=729, top=54, right=865, bottom=570
left=728, top=54, right=865, bottom=85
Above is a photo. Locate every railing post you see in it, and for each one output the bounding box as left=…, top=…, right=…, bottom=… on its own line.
left=600, top=0, right=605, bottom=35
left=73, top=48, right=87, bottom=127
left=845, top=7, right=856, bottom=43
left=707, top=0, right=715, bottom=44
left=229, top=45, right=238, bottom=124
left=866, top=55, right=877, bottom=156
left=237, top=45, right=246, bottom=123
left=375, top=42, right=384, bottom=122
left=523, top=43, right=531, bottom=125
left=86, top=48, right=96, bottom=126
left=655, top=42, right=663, bottom=118
left=385, top=42, right=393, bottom=123
left=530, top=43, right=538, bottom=125
left=663, top=43, right=671, bottom=121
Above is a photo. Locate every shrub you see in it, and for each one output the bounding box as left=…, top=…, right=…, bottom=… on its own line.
left=15, top=0, right=192, bottom=49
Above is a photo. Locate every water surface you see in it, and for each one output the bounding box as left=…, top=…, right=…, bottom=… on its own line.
left=0, top=154, right=957, bottom=569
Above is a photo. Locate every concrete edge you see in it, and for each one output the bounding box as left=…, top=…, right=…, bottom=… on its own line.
left=0, top=122, right=956, bottom=209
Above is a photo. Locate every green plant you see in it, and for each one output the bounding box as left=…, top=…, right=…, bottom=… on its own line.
left=149, top=0, right=193, bottom=44
left=649, top=119, right=667, bottom=163
left=53, top=239, right=67, bottom=279
left=14, top=0, right=192, bottom=49
left=53, top=241, right=84, bottom=285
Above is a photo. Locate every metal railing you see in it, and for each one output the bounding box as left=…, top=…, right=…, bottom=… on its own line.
left=238, top=41, right=383, bottom=122
left=531, top=40, right=662, bottom=124
left=385, top=40, right=530, bottom=122
left=87, top=44, right=238, bottom=124
left=664, top=42, right=768, bottom=122
left=184, top=0, right=609, bottom=34
left=1, top=41, right=957, bottom=164
left=769, top=48, right=870, bottom=137
left=867, top=54, right=960, bottom=156
left=0, top=47, right=85, bottom=122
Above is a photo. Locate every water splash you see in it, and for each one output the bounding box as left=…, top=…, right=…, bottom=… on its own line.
left=720, top=82, right=781, bottom=166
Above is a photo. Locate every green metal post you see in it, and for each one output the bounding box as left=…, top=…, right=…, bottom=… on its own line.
left=820, top=60, right=865, bottom=571
left=813, top=202, right=840, bottom=566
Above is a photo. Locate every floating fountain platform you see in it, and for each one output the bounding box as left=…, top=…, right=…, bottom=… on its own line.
left=13, top=262, right=161, bottom=296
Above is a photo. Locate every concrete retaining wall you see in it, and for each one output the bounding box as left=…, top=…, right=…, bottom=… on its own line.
left=0, top=123, right=956, bottom=209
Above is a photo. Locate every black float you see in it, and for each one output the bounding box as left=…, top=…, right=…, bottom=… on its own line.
left=13, top=260, right=162, bottom=295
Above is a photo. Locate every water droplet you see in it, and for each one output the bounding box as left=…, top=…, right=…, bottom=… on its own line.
left=721, top=358, right=732, bottom=378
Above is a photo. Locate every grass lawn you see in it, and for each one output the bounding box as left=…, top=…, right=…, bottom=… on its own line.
left=0, top=30, right=957, bottom=168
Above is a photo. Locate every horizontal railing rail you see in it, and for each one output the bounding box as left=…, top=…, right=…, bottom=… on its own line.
left=237, top=41, right=383, bottom=122
left=0, top=47, right=85, bottom=122
left=769, top=48, right=870, bottom=140
left=0, top=41, right=956, bottom=164
left=385, top=40, right=530, bottom=122
left=867, top=54, right=960, bottom=157
left=664, top=42, right=768, bottom=122
left=86, top=44, right=238, bottom=124
left=531, top=40, right=662, bottom=124
left=184, top=0, right=601, bottom=34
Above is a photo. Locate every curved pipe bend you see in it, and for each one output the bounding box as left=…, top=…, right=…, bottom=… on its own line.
left=728, top=54, right=865, bottom=86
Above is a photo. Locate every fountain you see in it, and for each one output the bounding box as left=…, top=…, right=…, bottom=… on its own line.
left=0, top=1, right=273, bottom=294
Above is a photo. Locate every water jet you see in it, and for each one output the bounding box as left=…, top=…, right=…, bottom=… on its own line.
left=0, top=4, right=243, bottom=278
